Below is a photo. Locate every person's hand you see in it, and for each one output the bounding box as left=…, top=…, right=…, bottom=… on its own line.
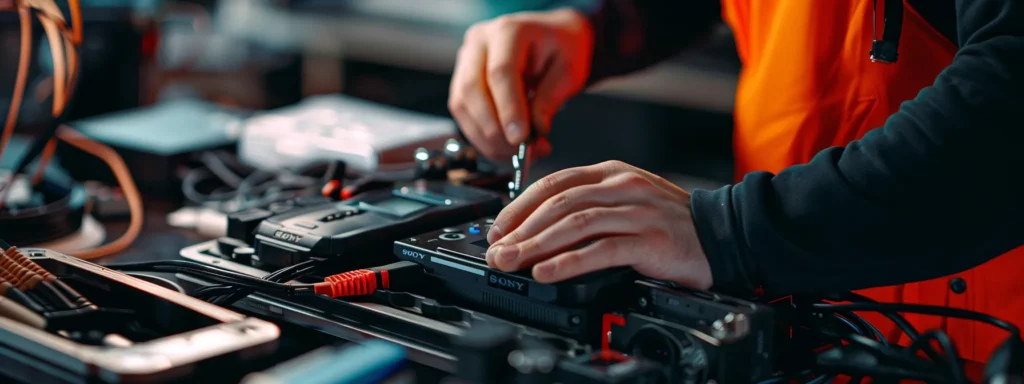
left=448, top=8, right=594, bottom=160
left=484, top=160, right=713, bottom=289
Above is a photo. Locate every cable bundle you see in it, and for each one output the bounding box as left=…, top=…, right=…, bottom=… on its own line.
left=2, top=1, right=144, bottom=260
left=171, top=259, right=424, bottom=306
left=182, top=151, right=343, bottom=213
left=192, top=259, right=322, bottom=306
left=761, top=293, right=1023, bottom=384
left=0, top=242, right=98, bottom=330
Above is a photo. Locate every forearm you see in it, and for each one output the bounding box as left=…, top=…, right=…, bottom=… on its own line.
left=691, top=0, right=1024, bottom=296
left=577, top=0, right=722, bottom=84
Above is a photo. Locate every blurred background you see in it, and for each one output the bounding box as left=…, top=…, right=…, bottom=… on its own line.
left=0, top=0, right=740, bottom=192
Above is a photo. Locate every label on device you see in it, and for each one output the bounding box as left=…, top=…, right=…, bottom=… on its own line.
left=487, top=272, right=530, bottom=295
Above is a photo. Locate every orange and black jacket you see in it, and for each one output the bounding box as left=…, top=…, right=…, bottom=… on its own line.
left=582, top=0, right=1024, bottom=297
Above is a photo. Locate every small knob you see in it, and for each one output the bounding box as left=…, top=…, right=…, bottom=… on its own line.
left=232, top=247, right=255, bottom=264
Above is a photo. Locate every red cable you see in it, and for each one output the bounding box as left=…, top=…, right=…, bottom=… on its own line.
left=314, top=261, right=421, bottom=298
left=315, top=269, right=377, bottom=298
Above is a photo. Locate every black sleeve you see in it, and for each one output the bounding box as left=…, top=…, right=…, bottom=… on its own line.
left=689, top=0, right=1024, bottom=297
left=576, top=0, right=722, bottom=83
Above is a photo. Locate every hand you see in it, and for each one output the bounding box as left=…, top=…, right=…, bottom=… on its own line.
left=484, top=160, right=713, bottom=289
left=448, top=8, right=594, bottom=160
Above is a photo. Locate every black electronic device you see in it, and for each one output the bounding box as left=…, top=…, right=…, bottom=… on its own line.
left=250, top=181, right=503, bottom=269
left=606, top=280, right=777, bottom=384
left=393, top=217, right=636, bottom=340
left=450, top=321, right=668, bottom=384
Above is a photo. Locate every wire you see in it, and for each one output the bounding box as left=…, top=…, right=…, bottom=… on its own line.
left=123, top=272, right=187, bottom=295
left=811, top=303, right=1020, bottom=338
left=30, top=139, right=57, bottom=185
left=835, top=315, right=867, bottom=337
left=68, top=0, right=82, bottom=44
left=201, top=151, right=243, bottom=189
left=838, top=292, right=919, bottom=340
left=0, top=0, right=82, bottom=208
left=906, top=330, right=966, bottom=384
left=103, top=260, right=319, bottom=295
left=0, top=6, right=32, bottom=168
left=55, top=126, right=143, bottom=259
left=839, top=311, right=888, bottom=346
left=208, top=259, right=320, bottom=306
left=183, top=152, right=340, bottom=212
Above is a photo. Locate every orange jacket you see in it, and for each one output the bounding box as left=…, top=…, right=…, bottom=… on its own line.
left=720, top=0, right=1023, bottom=362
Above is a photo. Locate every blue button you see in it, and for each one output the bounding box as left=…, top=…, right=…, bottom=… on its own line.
left=468, top=226, right=481, bottom=235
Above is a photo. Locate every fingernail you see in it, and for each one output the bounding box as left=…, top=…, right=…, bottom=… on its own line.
left=533, top=262, right=555, bottom=280
left=505, top=122, right=525, bottom=143
left=485, top=245, right=502, bottom=267
left=487, top=225, right=503, bottom=244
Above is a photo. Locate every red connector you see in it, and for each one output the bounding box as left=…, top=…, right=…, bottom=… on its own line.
left=314, top=261, right=424, bottom=298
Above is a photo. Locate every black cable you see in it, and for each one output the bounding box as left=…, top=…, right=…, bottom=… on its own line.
left=182, top=153, right=339, bottom=212
left=205, top=260, right=320, bottom=306
left=103, top=260, right=316, bottom=295
left=200, top=151, right=243, bottom=188
left=811, top=303, right=1019, bottom=337
left=816, top=328, right=952, bottom=383
left=838, top=292, right=919, bottom=340
left=839, top=311, right=888, bottom=346
left=906, top=330, right=966, bottom=384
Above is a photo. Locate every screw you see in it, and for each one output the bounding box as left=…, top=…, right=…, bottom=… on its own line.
left=570, top=316, right=581, bottom=325
left=639, top=297, right=648, bottom=308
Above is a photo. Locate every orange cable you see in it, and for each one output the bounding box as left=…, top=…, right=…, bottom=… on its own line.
left=31, top=23, right=77, bottom=187
left=68, top=0, right=81, bottom=44
left=1, top=12, right=68, bottom=207
left=30, top=139, right=57, bottom=185
left=38, top=14, right=67, bottom=117
left=56, top=126, right=143, bottom=260
left=0, top=7, right=33, bottom=169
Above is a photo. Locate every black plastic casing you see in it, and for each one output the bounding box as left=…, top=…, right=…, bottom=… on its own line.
left=393, top=217, right=636, bottom=341
left=610, top=281, right=776, bottom=384
left=252, top=181, right=503, bottom=269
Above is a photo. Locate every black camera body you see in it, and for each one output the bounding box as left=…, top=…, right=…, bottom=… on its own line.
left=226, top=181, right=503, bottom=269
left=607, top=281, right=777, bottom=384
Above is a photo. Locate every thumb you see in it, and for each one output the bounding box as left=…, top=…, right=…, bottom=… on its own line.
left=530, top=59, right=579, bottom=137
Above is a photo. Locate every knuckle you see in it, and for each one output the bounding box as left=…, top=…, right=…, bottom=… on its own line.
left=601, top=160, right=627, bottom=170
left=486, top=61, right=516, bottom=82
left=447, top=96, right=464, bottom=113
left=506, top=229, right=524, bottom=245
left=538, top=173, right=561, bottom=194
left=568, top=210, right=594, bottom=230
left=562, top=250, right=585, bottom=269
left=550, top=191, right=575, bottom=213
left=619, top=173, right=651, bottom=189
left=492, top=15, right=520, bottom=32
left=464, top=23, right=485, bottom=40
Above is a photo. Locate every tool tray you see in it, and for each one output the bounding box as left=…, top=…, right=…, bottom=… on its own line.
left=0, top=249, right=280, bottom=383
